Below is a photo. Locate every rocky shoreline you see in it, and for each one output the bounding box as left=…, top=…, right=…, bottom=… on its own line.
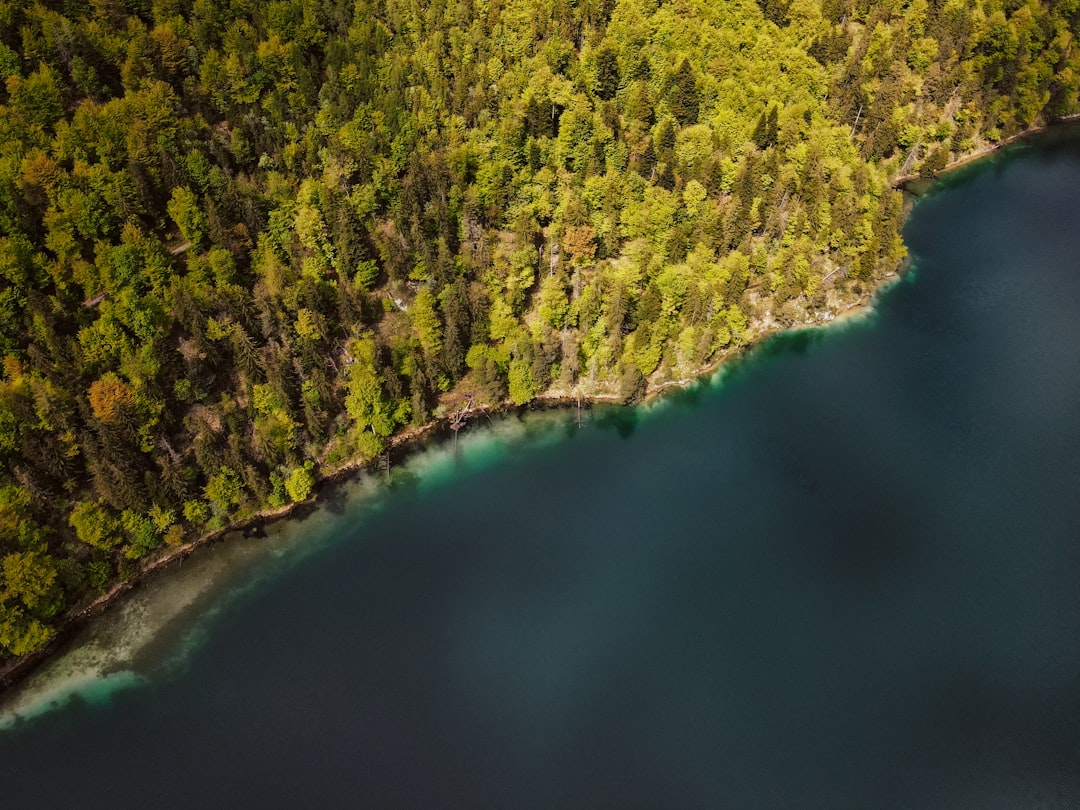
left=3, top=116, right=1077, bottom=701
left=0, top=284, right=889, bottom=700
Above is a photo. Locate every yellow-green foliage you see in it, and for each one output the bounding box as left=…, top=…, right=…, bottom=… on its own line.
left=285, top=464, right=316, bottom=503
left=0, top=0, right=1076, bottom=657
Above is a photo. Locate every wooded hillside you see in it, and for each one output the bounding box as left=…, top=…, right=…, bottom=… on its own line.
left=2, top=0, right=1078, bottom=657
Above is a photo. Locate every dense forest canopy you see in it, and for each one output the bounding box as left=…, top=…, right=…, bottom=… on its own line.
left=1, top=0, right=1078, bottom=659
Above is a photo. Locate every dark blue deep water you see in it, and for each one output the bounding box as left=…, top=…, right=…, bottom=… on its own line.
left=5, top=132, right=1080, bottom=808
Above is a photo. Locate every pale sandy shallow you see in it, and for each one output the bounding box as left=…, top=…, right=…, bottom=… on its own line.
left=0, top=290, right=898, bottom=729
left=0, top=532, right=271, bottom=727
left=0, top=486, right=377, bottom=727
left=0, top=413, right=578, bottom=729
left=3, top=317, right=903, bottom=729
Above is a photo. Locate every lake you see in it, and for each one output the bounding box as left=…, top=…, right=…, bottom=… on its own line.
left=3, top=130, right=1080, bottom=808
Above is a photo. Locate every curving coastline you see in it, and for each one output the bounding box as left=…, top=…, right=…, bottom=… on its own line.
left=2, top=117, right=1076, bottom=701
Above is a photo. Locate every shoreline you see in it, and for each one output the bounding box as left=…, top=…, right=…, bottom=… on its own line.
left=0, top=280, right=891, bottom=700
left=892, top=112, right=1080, bottom=191
left=1, top=114, right=1074, bottom=701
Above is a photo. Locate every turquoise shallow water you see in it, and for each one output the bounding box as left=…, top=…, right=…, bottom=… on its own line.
left=4, top=130, right=1080, bottom=808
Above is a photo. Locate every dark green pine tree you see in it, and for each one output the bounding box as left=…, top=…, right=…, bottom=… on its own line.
left=752, top=105, right=779, bottom=149
left=594, top=44, right=620, bottom=101
left=666, top=59, right=699, bottom=126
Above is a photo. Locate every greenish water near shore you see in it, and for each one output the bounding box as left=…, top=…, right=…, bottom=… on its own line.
left=5, top=132, right=1080, bottom=808
left=0, top=410, right=578, bottom=727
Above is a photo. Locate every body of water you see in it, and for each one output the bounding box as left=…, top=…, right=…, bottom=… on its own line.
left=3, top=132, right=1080, bottom=808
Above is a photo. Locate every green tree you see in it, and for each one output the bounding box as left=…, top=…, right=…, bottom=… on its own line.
left=284, top=463, right=315, bottom=502
left=167, top=187, right=208, bottom=249
left=8, top=63, right=64, bottom=129
left=345, top=337, right=396, bottom=439
left=594, top=43, right=620, bottom=101
left=508, top=356, right=536, bottom=405
left=205, top=467, right=244, bottom=515
left=69, top=500, right=122, bottom=550
left=410, top=287, right=443, bottom=360
left=2, top=550, right=63, bottom=618
left=666, top=59, right=699, bottom=126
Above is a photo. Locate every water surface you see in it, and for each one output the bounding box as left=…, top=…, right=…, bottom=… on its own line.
left=4, top=132, right=1080, bottom=808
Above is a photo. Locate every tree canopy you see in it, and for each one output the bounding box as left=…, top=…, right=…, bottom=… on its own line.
left=1, top=0, right=1078, bottom=657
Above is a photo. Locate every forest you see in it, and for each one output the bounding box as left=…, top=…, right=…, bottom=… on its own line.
left=1, top=0, right=1079, bottom=659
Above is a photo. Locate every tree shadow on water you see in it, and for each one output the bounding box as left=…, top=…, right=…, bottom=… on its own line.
left=387, top=467, right=420, bottom=492
left=319, top=487, right=350, bottom=516
left=757, top=327, right=825, bottom=359
left=663, top=379, right=708, bottom=409
left=593, top=406, right=639, bottom=438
